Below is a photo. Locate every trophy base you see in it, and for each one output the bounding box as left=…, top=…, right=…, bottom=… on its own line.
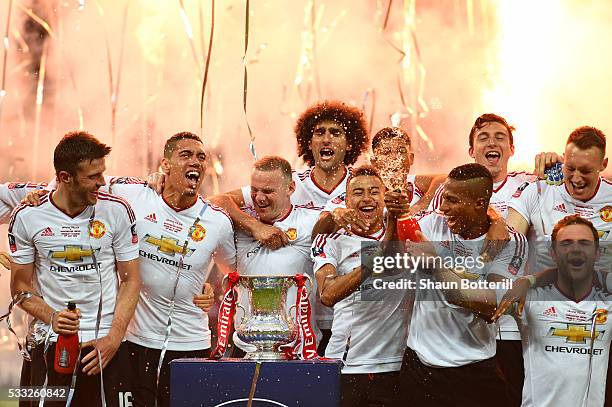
left=243, top=350, right=290, bottom=361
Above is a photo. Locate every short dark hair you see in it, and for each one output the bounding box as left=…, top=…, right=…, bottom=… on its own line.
left=551, top=214, right=600, bottom=247
left=294, top=100, right=369, bottom=167
left=566, top=126, right=606, bottom=157
left=448, top=163, right=494, bottom=200
left=468, top=113, right=515, bottom=149
left=53, top=131, right=111, bottom=175
left=347, top=164, right=383, bottom=185
left=253, top=155, right=292, bottom=182
left=371, top=127, right=411, bottom=150
left=164, top=132, right=203, bottom=159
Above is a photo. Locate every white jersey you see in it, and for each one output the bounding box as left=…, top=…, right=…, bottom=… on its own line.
left=106, top=178, right=236, bottom=351
left=407, top=211, right=527, bottom=367
left=429, top=172, right=537, bottom=340
left=520, top=285, right=612, bottom=407
left=311, top=227, right=409, bottom=374
left=429, top=171, right=536, bottom=218
left=8, top=191, right=139, bottom=343
left=322, top=174, right=423, bottom=213
left=508, top=177, right=612, bottom=272
left=235, top=204, right=321, bottom=340
left=0, top=182, right=49, bottom=224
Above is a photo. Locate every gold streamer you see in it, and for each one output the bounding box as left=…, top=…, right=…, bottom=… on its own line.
left=177, top=0, right=202, bottom=80
left=199, top=0, right=215, bottom=132
left=242, top=0, right=256, bottom=159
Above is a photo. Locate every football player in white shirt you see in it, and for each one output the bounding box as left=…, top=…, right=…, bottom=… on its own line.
left=233, top=156, right=321, bottom=354
left=210, top=101, right=370, bottom=353
left=12, top=132, right=236, bottom=407
left=401, top=163, right=525, bottom=407
left=312, top=165, right=409, bottom=407
left=426, top=113, right=536, bottom=404
left=9, top=132, right=141, bottom=407
left=107, top=133, right=235, bottom=407
left=507, top=215, right=612, bottom=407
left=507, top=126, right=611, bottom=273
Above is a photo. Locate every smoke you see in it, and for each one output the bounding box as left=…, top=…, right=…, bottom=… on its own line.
left=0, top=0, right=611, bottom=183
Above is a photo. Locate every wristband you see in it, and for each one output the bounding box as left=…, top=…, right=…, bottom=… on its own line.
left=525, top=275, right=536, bottom=287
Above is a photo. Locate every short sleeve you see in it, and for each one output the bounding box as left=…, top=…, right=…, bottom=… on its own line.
left=426, top=184, right=445, bottom=212
left=213, top=212, right=237, bottom=270
left=0, top=182, right=48, bottom=224
left=110, top=200, right=140, bottom=262
left=311, top=234, right=340, bottom=273
left=8, top=209, right=35, bottom=264
left=240, top=185, right=254, bottom=209
left=486, top=231, right=528, bottom=280
left=507, top=181, right=542, bottom=224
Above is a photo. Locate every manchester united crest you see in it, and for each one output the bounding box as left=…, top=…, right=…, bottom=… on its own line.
left=89, top=220, right=106, bottom=239
left=285, top=228, right=298, bottom=241
left=600, top=206, right=612, bottom=223
left=596, top=309, right=608, bottom=324
left=191, top=224, right=206, bottom=242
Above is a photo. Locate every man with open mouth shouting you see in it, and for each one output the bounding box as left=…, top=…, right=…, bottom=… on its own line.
left=507, top=126, right=611, bottom=275
left=10, top=132, right=237, bottom=407
left=210, top=100, right=370, bottom=354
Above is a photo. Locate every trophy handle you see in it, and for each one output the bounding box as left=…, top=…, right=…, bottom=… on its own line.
left=235, top=303, right=247, bottom=324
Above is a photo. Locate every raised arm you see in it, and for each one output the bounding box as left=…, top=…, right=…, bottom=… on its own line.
left=411, top=174, right=446, bottom=214
left=208, top=189, right=289, bottom=249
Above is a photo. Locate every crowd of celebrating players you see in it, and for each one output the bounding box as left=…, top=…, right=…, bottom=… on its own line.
left=0, top=100, right=611, bottom=407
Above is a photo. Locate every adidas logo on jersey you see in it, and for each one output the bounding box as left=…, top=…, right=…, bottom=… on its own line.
left=41, top=227, right=54, bottom=237
left=145, top=213, right=157, bottom=223
left=543, top=306, right=558, bottom=317
left=553, top=203, right=567, bottom=213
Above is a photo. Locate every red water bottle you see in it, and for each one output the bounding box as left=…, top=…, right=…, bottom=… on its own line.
left=397, top=214, right=421, bottom=242
left=54, top=301, right=80, bottom=374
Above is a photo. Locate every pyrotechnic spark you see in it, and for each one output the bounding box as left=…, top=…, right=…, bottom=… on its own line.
left=482, top=0, right=561, bottom=170
left=177, top=0, right=202, bottom=80
left=0, top=0, right=13, bottom=136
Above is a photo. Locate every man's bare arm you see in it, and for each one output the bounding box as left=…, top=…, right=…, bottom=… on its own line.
left=316, top=264, right=363, bottom=307
left=10, top=262, right=54, bottom=323
left=506, top=208, right=530, bottom=235
left=432, top=266, right=499, bottom=322
left=10, top=261, right=80, bottom=335
left=208, top=189, right=288, bottom=249
left=108, top=259, right=140, bottom=341
left=411, top=174, right=445, bottom=214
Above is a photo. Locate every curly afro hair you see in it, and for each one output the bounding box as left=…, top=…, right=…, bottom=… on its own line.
left=294, top=100, right=369, bottom=167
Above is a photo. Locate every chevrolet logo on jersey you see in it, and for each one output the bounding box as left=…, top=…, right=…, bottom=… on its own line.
left=50, top=245, right=94, bottom=262
left=548, top=324, right=605, bottom=344
left=143, top=234, right=194, bottom=257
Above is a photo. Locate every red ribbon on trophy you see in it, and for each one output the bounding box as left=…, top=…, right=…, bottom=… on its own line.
left=287, top=274, right=318, bottom=360
left=210, top=271, right=240, bottom=359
